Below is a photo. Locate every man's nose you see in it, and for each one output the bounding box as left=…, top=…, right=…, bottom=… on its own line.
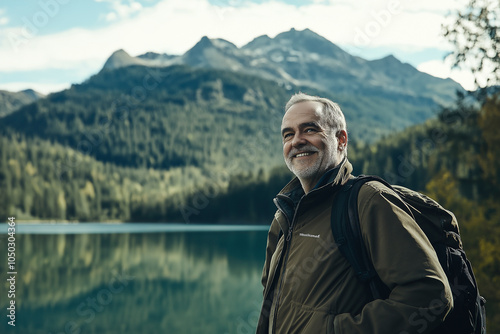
left=291, top=132, right=307, bottom=147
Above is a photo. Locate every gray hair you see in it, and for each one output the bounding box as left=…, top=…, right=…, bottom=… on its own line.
left=285, top=93, right=347, bottom=134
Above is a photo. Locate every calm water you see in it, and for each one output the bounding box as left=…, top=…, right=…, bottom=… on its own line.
left=0, top=223, right=269, bottom=334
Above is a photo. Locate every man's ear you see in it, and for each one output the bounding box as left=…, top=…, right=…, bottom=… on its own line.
left=337, top=130, right=348, bottom=150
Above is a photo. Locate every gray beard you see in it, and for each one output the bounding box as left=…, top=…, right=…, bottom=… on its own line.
left=285, top=154, right=322, bottom=181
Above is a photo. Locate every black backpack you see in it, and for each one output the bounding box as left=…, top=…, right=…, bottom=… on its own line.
left=331, top=175, right=487, bottom=334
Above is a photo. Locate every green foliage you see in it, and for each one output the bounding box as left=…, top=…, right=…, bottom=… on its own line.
left=444, top=0, right=500, bottom=87
left=478, top=93, right=500, bottom=196
left=0, top=132, right=214, bottom=222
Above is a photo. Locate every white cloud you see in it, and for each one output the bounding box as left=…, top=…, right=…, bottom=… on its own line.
left=95, top=0, right=143, bottom=21
left=327, top=0, right=466, bottom=12
left=0, top=0, right=473, bottom=93
left=105, top=12, right=118, bottom=21
left=0, top=8, right=8, bottom=26
left=397, top=0, right=466, bottom=12
left=417, top=58, right=476, bottom=91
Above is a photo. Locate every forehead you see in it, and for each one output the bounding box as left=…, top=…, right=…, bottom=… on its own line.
left=281, top=101, right=324, bottom=129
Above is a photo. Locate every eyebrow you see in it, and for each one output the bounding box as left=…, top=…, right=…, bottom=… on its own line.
left=281, top=122, right=320, bottom=137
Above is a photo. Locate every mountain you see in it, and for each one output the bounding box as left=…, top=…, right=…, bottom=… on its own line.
left=0, top=89, right=45, bottom=117
left=102, top=49, right=179, bottom=71
left=103, top=28, right=463, bottom=105
left=99, top=28, right=463, bottom=138
left=102, top=49, right=145, bottom=70
left=183, top=36, right=243, bottom=70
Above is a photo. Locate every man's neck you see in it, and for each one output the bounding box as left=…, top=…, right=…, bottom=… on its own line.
left=300, top=164, right=343, bottom=194
left=300, top=174, right=326, bottom=194
left=301, top=181, right=314, bottom=194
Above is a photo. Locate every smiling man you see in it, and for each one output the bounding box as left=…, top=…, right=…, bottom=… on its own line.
left=256, top=93, right=452, bottom=334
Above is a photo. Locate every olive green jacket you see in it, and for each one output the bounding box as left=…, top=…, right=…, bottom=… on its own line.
left=256, top=159, right=453, bottom=334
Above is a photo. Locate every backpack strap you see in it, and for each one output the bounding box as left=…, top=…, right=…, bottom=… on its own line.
left=331, top=175, right=391, bottom=300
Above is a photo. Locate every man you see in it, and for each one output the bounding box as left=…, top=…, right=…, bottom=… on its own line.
left=256, top=93, right=453, bottom=334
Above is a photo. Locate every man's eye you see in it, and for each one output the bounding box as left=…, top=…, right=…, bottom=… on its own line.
left=283, top=133, right=293, bottom=140
left=305, top=128, right=317, bottom=133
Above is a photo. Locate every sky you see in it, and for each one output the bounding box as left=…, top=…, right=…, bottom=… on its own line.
left=0, top=0, right=477, bottom=95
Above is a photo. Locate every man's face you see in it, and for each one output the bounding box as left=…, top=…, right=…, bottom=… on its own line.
left=281, top=101, right=342, bottom=189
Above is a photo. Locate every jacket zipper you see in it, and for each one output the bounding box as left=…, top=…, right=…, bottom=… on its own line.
left=271, top=196, right=301, bottom=334
left=270, top=184, right=334, bottom=333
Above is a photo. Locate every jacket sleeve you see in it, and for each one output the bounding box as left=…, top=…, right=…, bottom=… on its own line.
left=333, top=182, right=453, bottom=334
left=261, top=213, right=282, bottom=291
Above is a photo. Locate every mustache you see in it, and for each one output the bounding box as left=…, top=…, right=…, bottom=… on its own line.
left=287, top=146, right=319, bottom=159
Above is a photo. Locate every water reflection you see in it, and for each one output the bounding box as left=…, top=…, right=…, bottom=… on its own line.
left=0, top=230, right=267, bottom=334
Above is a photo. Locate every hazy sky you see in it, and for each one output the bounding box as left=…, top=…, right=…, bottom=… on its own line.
left=1, top=0, right=475, bottom=94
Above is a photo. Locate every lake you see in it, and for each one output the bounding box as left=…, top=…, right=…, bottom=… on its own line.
left=0, top=223, right=269, bottom=334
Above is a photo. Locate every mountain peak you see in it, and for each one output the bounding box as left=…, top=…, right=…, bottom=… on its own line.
left=242, top=34, right=272, bottom=50
left=369, top=55, right=409, bottom=70
left=379, top=54, right=400, bottom=63
left=183, top=36, right=214, bottom=62
left=268, top=28, right=350, bottom=59
left=102, top=49, right=142, bottom=71
left=184, top=36, right=216, bottom=56
left=274, top=27, right=322, bottom=41
left=197, top=36, right=213, bottom=48
left=190, top=36, right=237, bottom=50
left=21, top=89, right=45, bottom=99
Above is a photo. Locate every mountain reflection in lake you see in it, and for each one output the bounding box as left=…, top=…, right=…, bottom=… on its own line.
left=0, top=227, right=268, bottom=334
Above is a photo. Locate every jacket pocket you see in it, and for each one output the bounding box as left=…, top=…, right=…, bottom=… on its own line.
left=288, top=300, right=336, bottom=334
